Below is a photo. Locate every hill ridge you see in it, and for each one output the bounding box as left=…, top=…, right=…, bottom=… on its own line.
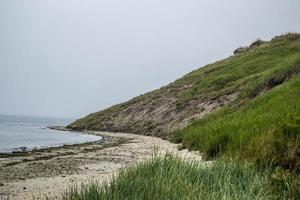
left=68, top=33, right=300, bottom=138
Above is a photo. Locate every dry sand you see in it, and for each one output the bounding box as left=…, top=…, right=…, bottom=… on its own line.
left=0, top=131, right=205, bottom=200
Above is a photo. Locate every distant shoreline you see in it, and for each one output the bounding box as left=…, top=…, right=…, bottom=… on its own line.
left=0, top=126, right=104, bottom=155
left=48, top=125, right=71, bottom=132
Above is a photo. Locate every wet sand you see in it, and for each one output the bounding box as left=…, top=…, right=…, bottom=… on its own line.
left=0, top=131, right=204, bottom=200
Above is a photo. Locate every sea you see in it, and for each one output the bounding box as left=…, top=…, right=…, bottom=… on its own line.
left=0, top=115, right=101, bottom=153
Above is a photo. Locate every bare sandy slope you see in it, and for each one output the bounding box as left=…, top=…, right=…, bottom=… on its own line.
left=0, top=132, right=205, bottom=200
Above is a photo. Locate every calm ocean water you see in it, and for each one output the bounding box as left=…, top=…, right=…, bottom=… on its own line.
left=0, top=115, right=102, bottom=153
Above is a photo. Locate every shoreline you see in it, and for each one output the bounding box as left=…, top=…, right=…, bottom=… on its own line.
left=0, top=126, right=104, bottom=156
left=0, top=130, right=203, bottom=199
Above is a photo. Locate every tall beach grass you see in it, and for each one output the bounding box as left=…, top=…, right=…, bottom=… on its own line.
left=62, top=155, right=289, bottom=200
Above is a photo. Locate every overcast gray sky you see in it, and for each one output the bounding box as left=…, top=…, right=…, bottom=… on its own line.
left=0, top=0, right=299, bottom=119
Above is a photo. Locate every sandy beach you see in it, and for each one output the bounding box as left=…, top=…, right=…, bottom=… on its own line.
left=0, top=131, right=203, bottom=200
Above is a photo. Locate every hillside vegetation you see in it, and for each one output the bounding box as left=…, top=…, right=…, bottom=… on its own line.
left=173, top=74, right=300, bottom=170
left=69, top=33, right=300, bottom=139
left=64, top=33, right=300, bottom=200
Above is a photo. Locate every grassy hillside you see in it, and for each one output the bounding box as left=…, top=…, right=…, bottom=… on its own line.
left=63, top=33, right=300, bottom=200
left=173, top=74, right=300, bottom=170
left=68, top=33, right=300, bottom=138
left=63, top=76, right=300, bottom=200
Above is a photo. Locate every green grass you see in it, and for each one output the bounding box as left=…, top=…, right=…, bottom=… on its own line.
left=173, top=74, right=300, bottom=171
left=176, top=33, right=300, bottom=107
left=63, top=156, right=293, bottom=200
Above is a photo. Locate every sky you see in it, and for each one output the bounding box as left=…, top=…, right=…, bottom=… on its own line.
left=0, top=0, right=299, bottom=119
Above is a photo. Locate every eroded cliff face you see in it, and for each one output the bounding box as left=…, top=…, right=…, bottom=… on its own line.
left=69, top=82, right=238, bottom=138
left=68, top=33, right=300, bottom=138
